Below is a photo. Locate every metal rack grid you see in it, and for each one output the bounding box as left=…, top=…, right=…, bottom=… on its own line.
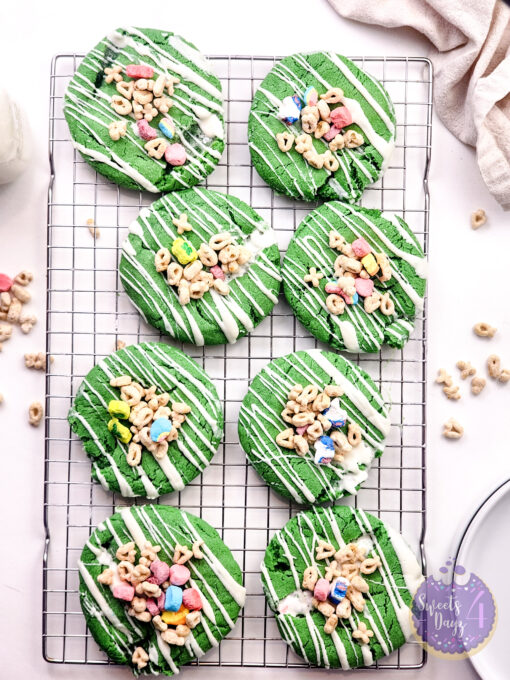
left=44, top=54, right=432, bottom=671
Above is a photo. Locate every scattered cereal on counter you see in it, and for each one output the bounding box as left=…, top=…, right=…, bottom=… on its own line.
left=443, top=418, right=463, bottom=440
left=471, top=209, right=487, bottom=230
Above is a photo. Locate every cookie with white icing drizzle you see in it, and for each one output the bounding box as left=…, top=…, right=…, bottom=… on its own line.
left=238, top=349, right=390, bottom=505
left=248, top=51, right=396, bottom=202
left=64, top=27, right=224, bottom=192
left=67, top=342, right=223, bottom=498
left=79, top=505, right=245, bottom=675
left=282, top=202, right=426, bottom=353
left=119, top=187, right=282, bottom=346
left=261, top=505, right=423, bottom=669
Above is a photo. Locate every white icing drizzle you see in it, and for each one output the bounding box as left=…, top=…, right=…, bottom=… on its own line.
left=93, top=463, right=110, bottom=491
left=80, top=504, right=245, bottom=675
left=71, top=139, right=159, bottom=193
left=120, top=189, right=280, bottom=346
left=354, top=509, right=423, bottom=640
left=282, top=202, right=425, bottom=352
left=78, top=559, right=133, bottom=638
left=64, top=27, right=224, bottom=193
left=337, top=318, right=361, bottom=352
left=191, top=105, right=224, bottom=139
left=69, top=343, right=222, bottom=499
left=240, top=350, right=389, bottom=505
left=278, top=589, right=313, bottom=616
left=180, top=512, right=246, bottom=607
left=155, top=630, right=180, bottom=674
left=307, top=350, right=390, bottom=435
left=263, top=507, right=423, bottom=669
left=330, top=629, right=352, bottom=669
left=326, top=52, right=395, bottom=131
left=250, top=52, right=397, bottom=203
left=120, top=507, right=148, bottom=548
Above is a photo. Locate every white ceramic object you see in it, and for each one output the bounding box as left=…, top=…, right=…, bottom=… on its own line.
left=0, top=90, right=29, bottom=184
left=455, top=479, right=510, bottom=680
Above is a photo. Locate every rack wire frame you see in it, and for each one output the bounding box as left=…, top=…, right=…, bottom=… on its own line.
left=43, top=54, right=432, bottom=671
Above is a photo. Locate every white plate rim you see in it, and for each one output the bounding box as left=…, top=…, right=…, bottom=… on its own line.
left=454, top=478, right=510, bottom=680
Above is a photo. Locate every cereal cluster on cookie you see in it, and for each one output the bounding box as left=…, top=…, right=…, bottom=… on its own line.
left=276, top=86, right=364, bottom=171
left=304, top=230, right=394, bottom=317
left=107, top=374, right=191, bottom=467
left=276, top=383, right=363, bottom=465
left=300, top=539, right=381, bottom=642
left=97, top=538, right=205, bottom=670
left=104, top=63, right=187, bottom=166
left=154, top=212, right=252, bottom=305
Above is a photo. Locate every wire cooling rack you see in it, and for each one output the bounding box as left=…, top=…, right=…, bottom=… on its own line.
left=44, top=54, right=432, bottom=671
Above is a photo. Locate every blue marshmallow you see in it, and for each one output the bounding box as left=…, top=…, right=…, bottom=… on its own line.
left=329, top=577, right=349, bottom=605
left=164, top=585, right=183, bottom=612
left=159, top=117, right=175, bottom=139
left=291, top=94, right=303, bottom=111
left=314, top=435, right=335, bottom=465
left=150, top=417, right=174, bottom=442
left=323, top=398, right=347, bottom=428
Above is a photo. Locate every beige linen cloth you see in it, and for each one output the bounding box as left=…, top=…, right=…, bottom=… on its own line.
left=327, top=0, right=510, bottom=210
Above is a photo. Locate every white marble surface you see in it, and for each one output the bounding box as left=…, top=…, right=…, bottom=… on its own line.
left=1, top=0, right=508, bottom=678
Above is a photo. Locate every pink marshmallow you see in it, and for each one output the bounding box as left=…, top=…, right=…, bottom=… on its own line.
left=296, top=425, right=309, bottom=436
left=351, top=237, right=372, bottom=258
left=157, top=592, right=166, bottom=610
left=165, top=143, right=187, bottom=166
left=112, top=583, right=135, bottom=602
left=137, top=119, right=158, bottom=141
left=169, top=564, right=190, bottom=586
left=0, top=274, right=13, bottom=292
left=325, top=282, right=342, bottom=295
left=210, top=265, right=225, bottom=280
left=313, top=578, right=330, bottom=602
left=330, top=106, right=353, bottom=129
left=146, top=597, right=160, bottom=617
left=126, top=64, right=154, bottom=79
left=150, top=560, right=170, bottom=585
left=355, top=277, right=374, bottom=298
left=182, top=587, right=203, bottom=611
left=323, top=126, right=341, bottom=142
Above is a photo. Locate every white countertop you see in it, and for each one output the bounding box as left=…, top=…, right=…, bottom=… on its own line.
left=1, top=0, right=508, bottom=678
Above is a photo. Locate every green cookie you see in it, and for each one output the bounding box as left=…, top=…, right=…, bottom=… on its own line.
left=68, top=342, right=223, bottom=499
left=261, top=505, right=423, bottom=669
left=248, top=52, right=396, bottom=202
left=79, top=505, right=245, bottom=676
left=282, top=202, right=426, bottom=353
left=64, top=27, right=224, bottom=192
left=238, top=349, right=390, bottom=505
left=119, top=187, right=282, bottom=346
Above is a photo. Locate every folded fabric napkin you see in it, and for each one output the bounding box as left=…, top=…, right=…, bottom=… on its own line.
left=327, top=0, right=510, bottom=210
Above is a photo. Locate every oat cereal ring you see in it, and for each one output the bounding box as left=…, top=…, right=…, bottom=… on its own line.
left=294, top=133, right=313, bottom=154
left=473, top=322, right=496, bottom=338
left=28, top=401, right=44, bottom=427
left=326, top=294, right=345, bottom=315
left=276, top=131, right=294, bottom=152
left=155, top=248, right=171, bottom=272
left=487, top=354, right=501, bottom=379
left=320, top=88, right=344, bottom=104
